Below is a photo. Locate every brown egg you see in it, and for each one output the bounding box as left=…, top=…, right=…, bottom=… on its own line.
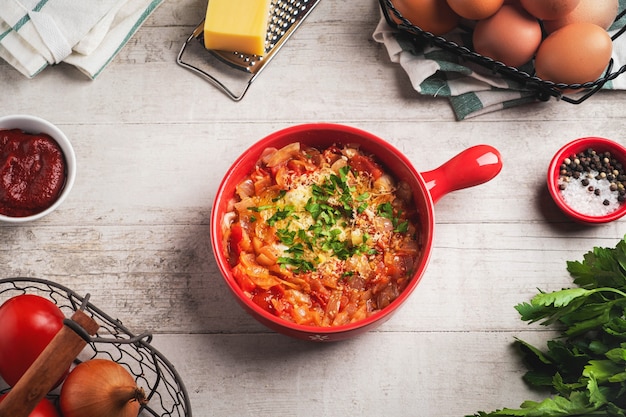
left=446, top=0, right=504, bottom=20
left=519, top=0, right=580, bottom=20
left=535, top=22, right=613, bottom=85
left=391, top=0, right=460, bottom=35
left=472, top=5, right=542, bottom=68
left=543, top=0, right=618, bottom=32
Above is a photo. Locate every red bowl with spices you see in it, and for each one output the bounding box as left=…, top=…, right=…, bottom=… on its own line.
left=211, top=123, right=503, bottom=342
left=547, top=137, right=626, bottom=224
left=0, top=115, right=76, bottom=223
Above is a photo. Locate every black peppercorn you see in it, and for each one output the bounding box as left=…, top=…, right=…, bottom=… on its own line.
left=558, top=147, right=626, bottom=213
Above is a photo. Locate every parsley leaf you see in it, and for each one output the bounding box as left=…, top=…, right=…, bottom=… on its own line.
left=267, top=205, right=295, bottom=226
left=377, top=202, right=394, bottom=220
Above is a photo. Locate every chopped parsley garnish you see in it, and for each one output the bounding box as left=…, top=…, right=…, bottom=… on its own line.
left=378, top=202, right=409, bottom=233
left=395, top=220, right=409, bottom=233
left=248, top=204, right=274, bottom=212
left=272, top=190, right=287, bottom=202
left=276, top=228, right=296, bottom=245
left=265, top=160, right=409, bottom=273
left=377, top=202, right=394, bottom=220
left=277, top=242, right=315, bottom=273
left=267, top=205, right=295, bottom=226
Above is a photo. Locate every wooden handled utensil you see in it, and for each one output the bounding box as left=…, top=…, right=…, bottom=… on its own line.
left=0, top=298, right=99, bottom=417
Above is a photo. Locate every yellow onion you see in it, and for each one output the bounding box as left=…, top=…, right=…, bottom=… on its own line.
left=59, top=359, right=148, bottom=417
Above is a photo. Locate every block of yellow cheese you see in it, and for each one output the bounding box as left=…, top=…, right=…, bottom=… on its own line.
left=203, top=0, right=272, bottom=56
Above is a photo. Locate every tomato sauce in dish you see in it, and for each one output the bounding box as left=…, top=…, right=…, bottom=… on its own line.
left=0, top=129, right=66, bottom=217
left=224, top=142, right=421, bottom=327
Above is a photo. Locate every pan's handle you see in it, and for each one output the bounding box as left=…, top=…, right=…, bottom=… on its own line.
left=420, top=145, right=502, bottom=205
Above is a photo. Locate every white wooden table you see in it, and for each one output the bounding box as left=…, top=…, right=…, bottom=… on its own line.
left=1, top=1, right=626, bottom=416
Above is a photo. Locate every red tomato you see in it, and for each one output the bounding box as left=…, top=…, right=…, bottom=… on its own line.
left=0, top=394, right=61, bottom=417
left=251, top=286, right=285, bottom=314
left=232, top=264, right=257, bottom=293
left=349, top=155, right=384, bottom=180
left=251, top=167, right=273, bottom=195
left=229, top=224, right=245, bottom=259
left=0, top=294, right=65, bottom=387
left=252, top=288, right=276, bottom=313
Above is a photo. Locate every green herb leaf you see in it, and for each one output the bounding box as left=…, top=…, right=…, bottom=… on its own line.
left=377, top=202, right=394, bottom=220
left=272, top=190, right=287, bottom=202
left=583, top=360, right=625, bottom=384
left=267, top=205, right=295, bottom=226
left=531, top=288, right=590, bottom=308
left=394, top=220, right=409, bottom=233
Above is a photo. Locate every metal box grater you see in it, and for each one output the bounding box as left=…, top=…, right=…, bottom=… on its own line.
left=177, top=0, right=321, bottom=101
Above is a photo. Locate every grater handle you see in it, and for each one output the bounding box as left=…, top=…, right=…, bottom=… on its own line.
left=176, top=23, right=255, bottom=101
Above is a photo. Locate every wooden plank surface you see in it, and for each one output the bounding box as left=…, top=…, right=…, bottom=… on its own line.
left=1, top=0, right=626, bottom=416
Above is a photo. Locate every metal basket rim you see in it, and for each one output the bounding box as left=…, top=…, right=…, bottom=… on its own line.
left=0, top=277, right=193, bottom=417
left=379, top=0, right=626, bottom=104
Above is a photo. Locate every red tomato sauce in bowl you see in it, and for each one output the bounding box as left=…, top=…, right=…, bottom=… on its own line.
left=222, top=142, right=421, bottom=327
left=0, top=129, right=67, bottom=217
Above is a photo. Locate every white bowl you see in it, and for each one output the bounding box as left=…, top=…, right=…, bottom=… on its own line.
left=0, top=115, right=76, bottom=223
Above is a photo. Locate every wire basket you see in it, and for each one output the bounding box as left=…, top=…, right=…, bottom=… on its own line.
left=0, top=277, right=192, bottom=417
left=379, top=0, right=626, bottom=104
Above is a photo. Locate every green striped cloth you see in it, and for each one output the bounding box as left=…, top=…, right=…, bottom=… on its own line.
left=373, top=3, right=626, bottom=120
left=0, top=0, right=163, bottom=79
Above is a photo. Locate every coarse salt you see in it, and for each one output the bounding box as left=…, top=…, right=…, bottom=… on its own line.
left=558, top=170, right=621, bottom=216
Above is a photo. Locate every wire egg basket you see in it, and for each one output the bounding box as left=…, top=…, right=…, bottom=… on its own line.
left=379, top=0, right=626, bottom=104
left=0, top=277, right=192, bottom=417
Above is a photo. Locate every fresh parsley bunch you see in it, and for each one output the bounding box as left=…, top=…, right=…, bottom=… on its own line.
left=469, top=236, right=626, bottom=417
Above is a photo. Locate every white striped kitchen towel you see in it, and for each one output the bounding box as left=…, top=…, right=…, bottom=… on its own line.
left=0, top=0, right=163, bottom=79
